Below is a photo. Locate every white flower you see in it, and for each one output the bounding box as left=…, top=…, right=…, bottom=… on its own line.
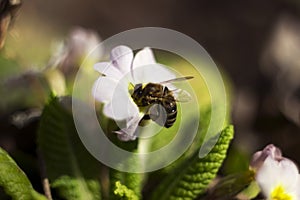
left=92, top=45, right=176, bottom=141
left=50, top=27, right=102, bottom=75
left=251, top=144, right=300, bottom=200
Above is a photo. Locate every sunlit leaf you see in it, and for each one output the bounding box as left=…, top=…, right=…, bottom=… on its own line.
left=110, top=169, right=143, bottom=199
left=113, top=181, right=139, bottom=200
left=108, top=135, right=142, bottom=199
left=150, top=125, right=234, bottom=200
left=0, top=147, right=47, bottom=200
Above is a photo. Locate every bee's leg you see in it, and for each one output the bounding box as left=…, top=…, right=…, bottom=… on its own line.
left=138, top=114, right=151, bottom=126
left=142, top=114, right=151, bottom=120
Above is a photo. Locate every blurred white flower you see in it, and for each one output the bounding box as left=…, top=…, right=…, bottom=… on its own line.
left=251, top=144, right=300, bottom=200
left=50, top=27, right=102, bottom=76
left=93, top=45, right=176, bottom=141
left=262, top=15, right=300, bottom=126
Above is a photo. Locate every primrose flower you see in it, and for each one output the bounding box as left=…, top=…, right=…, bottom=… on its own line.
left=93, top=45, right=176, bottom=141
left=251, top=144, right=300, bottom=200
left=51, top=27, right=102, bottom=75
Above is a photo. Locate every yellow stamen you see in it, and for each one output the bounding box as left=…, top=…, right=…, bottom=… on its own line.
left=128, top=82, right=135, bottom=94
left=271, top=185, right=293, bottom=200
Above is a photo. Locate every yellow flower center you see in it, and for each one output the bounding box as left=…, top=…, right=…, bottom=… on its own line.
left=128, top=82, right=135, bottom=95
left=271, top=185, right=293, bottom=200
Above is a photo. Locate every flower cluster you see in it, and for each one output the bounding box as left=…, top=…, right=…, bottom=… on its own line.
left=93, top=45, right=176, bottom=141
left=251, top=144, right=300, bottom=200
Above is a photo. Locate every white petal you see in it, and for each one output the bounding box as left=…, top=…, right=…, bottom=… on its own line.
left=277, top=158, right=299, bottom=193
left=114, top=114, right=143, bottom=141
left=251, top=144, right=282, bottom=170
left=116, top=131, right=137, bottom=141
left=92, top=77, right=118, bottom=103
left=131, top=48, right=175, bottom=84
left=102, top=86, right=139, bottom=120
left=94, top=62, right=123, bottom=80
left=256, top=157, right=299, bottom=198
left=110, top=45, right=133, bottom=75
left=133, top=63, right=176, bottom=84
left=256, top=160, right=278, bottom=198
left=296, top=175, right=300, bottom=198
left=132, top=47, right=156, bottom=69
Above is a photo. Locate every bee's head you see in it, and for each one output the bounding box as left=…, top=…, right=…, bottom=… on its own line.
left=131, top=83, right=143, bottom=104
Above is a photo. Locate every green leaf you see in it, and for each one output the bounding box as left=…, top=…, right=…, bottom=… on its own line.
left=221, top=145, right=250, bottom=174
left=205, top=170, right=255, bottom=200
left=37, top=96, right=101, bottom=200
left=0, top=147, right=47, bottom=200
left=113, top=181, right=139, bottom=200
left=109, top=169, right=143, bottom=199
left=238, top=180, right=260, bottom=199
left=150, top=125, right=234, bottom=200
left=52, top=176, right=101, bottom=200
left=144, top=108, right=212, bottom=197
left=96, top=104, right=143, bottom=199
left=108, top=136, right=143, bottom=199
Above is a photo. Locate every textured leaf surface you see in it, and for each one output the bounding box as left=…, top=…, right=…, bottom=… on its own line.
left=113, top=181, right=139, bottom=200
left=150, top=125, right=234, bottom=200
left=0, top=147, right=47, bottom=200
left=97, top=105, right=143, bottom=200
left=37, top=96, right=101, bottom=200
left=108, top=137, right=142, bottom=199
left=52, top=176, right=101, bottom=200
left=110, top=169, right=143, bottom=200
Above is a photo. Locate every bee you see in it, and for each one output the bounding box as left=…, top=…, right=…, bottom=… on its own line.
left=131, top=76, right=193, bottom=128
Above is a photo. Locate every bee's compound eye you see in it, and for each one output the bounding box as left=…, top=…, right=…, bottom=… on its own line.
left=133, top=84, right=143, bottom=97
left=134, top=83, right=142, bottom=91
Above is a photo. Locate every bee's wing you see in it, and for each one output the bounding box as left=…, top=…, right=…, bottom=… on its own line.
left=159, top=76, right=193, bottom=102
left=172, top=89, right=192, bottom=102
left=148, top=104, right=167, bottom=126
left=159, top=76, right=193, bottom=84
